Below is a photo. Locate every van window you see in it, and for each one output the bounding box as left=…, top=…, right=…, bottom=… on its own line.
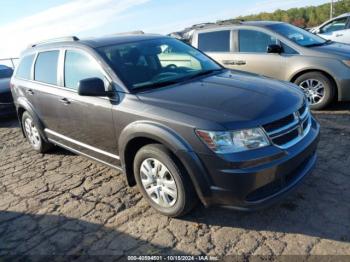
left=16, top=55, right=35, bottom=80
left=34, top=51, right=59, bottom=85
left=198, top=30, right=230, bottom=52
left=64, top=50, right=105, bottom=90
left=239, top=30, right=277, bottom=53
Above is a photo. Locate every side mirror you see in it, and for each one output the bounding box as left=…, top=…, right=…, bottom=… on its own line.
left=78, top=78, right=108, bottom=96
left=267, top=44, right=283, bottom=54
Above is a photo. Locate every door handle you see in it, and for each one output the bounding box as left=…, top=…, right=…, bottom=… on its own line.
left=26, top=89, right=34, bottom=96
left=235, top=60, right=246, bottom=65
left=59, top=98, right=71, bottom=105
left=336, top=34, right=343, bottom=37
left=223, top=60, right=246, bottom=66
left=223, top=60, right=236, bottom=65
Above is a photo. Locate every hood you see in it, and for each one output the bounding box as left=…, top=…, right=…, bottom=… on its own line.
left=310, top=42, right=350, bottom=59
left=136, top=70, right=304, bottom=130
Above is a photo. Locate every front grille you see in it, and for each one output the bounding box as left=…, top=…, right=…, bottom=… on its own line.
left=263, top=102, right=311, bottom=149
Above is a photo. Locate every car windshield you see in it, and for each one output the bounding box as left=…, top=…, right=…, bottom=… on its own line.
left=268, top=23, right=328, bottom=47
left=98, top=37, right=222, bottom=91
left=0, top=65, right=13, bottom=79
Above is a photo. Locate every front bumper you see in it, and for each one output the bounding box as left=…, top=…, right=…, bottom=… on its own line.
left=0, top=102, right=16, bottom=117
left=196, top=116, right=320, bottom=210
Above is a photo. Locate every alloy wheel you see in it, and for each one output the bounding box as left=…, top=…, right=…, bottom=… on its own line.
left=299, top=79, right=325, bottom=105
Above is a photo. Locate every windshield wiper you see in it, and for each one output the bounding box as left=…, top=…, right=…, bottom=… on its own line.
left=132, top=79, right=182, bottom=92
left=305, top=40, right=332, bottom=47
left=183, top=68, right=224, bottom=81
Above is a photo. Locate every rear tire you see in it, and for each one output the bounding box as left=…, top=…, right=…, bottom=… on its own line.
left=294, top=72, right=335, bottom=110
left=133, top=144, right=197, bottom=217
left=22, top=111, right=53, bottom=153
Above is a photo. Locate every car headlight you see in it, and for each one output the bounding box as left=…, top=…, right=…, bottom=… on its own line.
left=195, top=128, right=270, bottom=154
left=342, top=60, right=350, bottom=67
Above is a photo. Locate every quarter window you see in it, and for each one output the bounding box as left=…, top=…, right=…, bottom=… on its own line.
left=64, top=50, right=105, bottom=90
left=239, top=30, right=277, bottom=53
left=34, top=51, right=59, bottom=85
left=198, top=30, right=230, bottom=52
left=321, top=17, right=348, bottom=33
left=16, top=54, right=35, bottom=80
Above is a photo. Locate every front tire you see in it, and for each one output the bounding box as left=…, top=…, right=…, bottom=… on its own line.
left=22, top=111, right=52, bottom=153
left=133, top=144, right=196, bottom=217
left=294, top=72, right=335, bottom=110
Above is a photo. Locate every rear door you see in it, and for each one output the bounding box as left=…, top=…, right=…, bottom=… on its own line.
left=318, top=16, right=350, bottom=43
left=195, top=29, right=234, bottom=68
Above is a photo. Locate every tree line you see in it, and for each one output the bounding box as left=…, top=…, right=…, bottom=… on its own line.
left=232, top=0, right=350, bottom=28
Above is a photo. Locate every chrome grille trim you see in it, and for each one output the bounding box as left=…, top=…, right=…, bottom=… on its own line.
left=263, top=106, right=311, bottom=149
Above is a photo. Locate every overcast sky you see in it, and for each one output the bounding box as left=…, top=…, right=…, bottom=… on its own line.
left=0, top=0, right=329, bottom=58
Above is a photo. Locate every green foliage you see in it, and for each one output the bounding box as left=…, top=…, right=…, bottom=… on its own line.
left=233, top=0, right=350, bottom=27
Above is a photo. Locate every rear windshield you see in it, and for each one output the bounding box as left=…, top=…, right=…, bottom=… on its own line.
left=0, top=65, right=13, bottom=79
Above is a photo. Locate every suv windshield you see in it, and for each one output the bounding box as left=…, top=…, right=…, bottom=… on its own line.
left=268, top=23, right=328, bottom=47
left=98, top=37, right=222, bottom=91
left=0, top=65, right=13, bottom=79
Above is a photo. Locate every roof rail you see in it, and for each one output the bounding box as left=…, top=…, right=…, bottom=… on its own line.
left=29, top=36, right=79, bottom=48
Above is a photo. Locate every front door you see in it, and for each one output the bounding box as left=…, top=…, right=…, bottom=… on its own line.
left=228, top=29, right=286, bottom=80
left=43, top=49, right=119, bottom=166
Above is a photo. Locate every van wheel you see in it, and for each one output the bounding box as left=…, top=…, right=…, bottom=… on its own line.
left=294, top=72, right=335, bottom=110
left=133, top=144, right=196, bottom=217
left=22, top=112, right=52, bottom=153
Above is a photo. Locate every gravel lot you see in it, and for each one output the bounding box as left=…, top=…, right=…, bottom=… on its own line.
left=0, top=104, right=349, bottom=258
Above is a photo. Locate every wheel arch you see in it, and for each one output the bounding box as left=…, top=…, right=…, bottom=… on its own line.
left=289, top=69, right=338, bottom=100
left=16, top=97, right=49, bottom=142
left=118, top=121, right=211, bottom=205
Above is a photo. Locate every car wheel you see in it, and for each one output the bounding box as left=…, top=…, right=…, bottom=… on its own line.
left=294, top=72, right=335, bottom=110
left=22, top=111, right=52, bottom=153
left=133, top=144, right=197, bottom=217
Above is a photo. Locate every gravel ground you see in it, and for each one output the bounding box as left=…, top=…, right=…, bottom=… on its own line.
left=0, top=104, right=349, bottom=259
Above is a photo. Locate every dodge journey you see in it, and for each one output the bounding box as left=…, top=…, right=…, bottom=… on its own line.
left=11, top=34, right=320, bottom=217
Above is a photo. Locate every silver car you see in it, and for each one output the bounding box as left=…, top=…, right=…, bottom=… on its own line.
left=310, top=13, right=350, bottom=44
left=189, top=21, right=350, bottom=109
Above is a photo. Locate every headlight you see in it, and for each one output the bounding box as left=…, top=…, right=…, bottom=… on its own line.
left=195, top=128, right=270, bottom=154
left=342, top=60, right=350, bottom=67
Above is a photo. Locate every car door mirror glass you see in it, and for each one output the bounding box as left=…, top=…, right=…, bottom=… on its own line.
left=78, top=77, right=108, bottom=96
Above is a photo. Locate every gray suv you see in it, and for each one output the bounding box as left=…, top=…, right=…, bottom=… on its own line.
left=189, top=21, right=350, bottom=109
left=11, top=35, right=320, bottom=217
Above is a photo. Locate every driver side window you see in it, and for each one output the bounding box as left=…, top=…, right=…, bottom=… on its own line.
left=321, top=17, right=348, bottom=33
left=239, top=30, right=277, bottom=53
left=64, top=50, right=106, bottom=90
left=157, top=44, right=202, bottom=70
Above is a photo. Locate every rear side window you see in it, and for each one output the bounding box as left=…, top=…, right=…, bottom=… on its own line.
left=64, top=50, right=105, bottom=90
left=198, top=30, right=230, bottom=52
left=16, top=55, right=35, bottom=79
left=239, top=30, right=277, bottom=53
left=34, top=51, right=59, bottom=85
